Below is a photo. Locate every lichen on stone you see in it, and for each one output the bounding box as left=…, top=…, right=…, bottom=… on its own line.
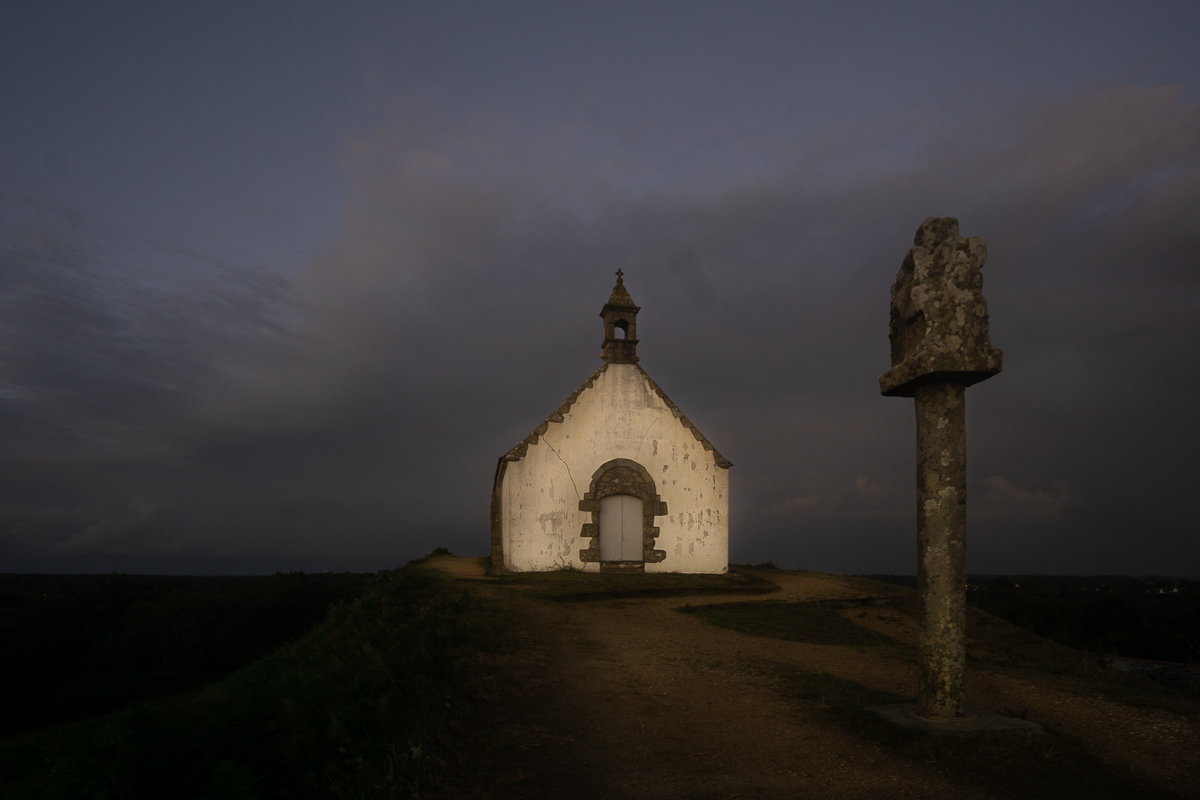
left=879, top=217, right=1002, bottom=397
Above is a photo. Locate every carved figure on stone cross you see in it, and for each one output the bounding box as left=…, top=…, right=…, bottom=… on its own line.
left=880, top=217, right=1002, bottom=398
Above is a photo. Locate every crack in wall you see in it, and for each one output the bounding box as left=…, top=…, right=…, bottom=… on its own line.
left=635, top=411, right=663, bottom=459
left=541, top=439, right=581, bottom=501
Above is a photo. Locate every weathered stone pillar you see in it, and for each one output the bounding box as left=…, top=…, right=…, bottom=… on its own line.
left=915, top=381, right=966, bottom=718
left=880, top=217, right=1002, bottom=721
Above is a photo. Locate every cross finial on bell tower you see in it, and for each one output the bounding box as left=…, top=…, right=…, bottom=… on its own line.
left=600, top=270, right=640, bottom=364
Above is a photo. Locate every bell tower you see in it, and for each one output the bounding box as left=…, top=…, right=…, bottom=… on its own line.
left=600, top=270, right=640, bottom=364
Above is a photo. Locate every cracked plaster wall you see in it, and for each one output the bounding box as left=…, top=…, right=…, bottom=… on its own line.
left=499, top=363, right=728, bottom=573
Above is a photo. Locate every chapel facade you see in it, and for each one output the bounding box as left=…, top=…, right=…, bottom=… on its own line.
left=489, top=272, right=731, bottom=573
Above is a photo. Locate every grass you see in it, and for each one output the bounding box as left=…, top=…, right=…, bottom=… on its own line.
left=760, top=661, right=1176, bottom=799
left=0, top=564, right=508, bottom=799
left=679, top=599, right=901, bottom=647
left=677, top=595, right=1178, bottom=799
left=492, top=567, right=778, bottom=602
left=403, top=546, right=454, bottom=566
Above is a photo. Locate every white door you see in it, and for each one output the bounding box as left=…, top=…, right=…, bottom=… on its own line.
left=599, top=494, right=644, bottom=561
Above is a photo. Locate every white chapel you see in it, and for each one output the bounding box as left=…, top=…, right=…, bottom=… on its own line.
left=489, top=272, right=731, bottom=573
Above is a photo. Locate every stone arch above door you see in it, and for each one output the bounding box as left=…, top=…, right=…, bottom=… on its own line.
left=578, top=458, right=668, bottom=565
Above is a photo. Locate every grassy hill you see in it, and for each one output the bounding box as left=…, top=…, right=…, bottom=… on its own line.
left=3, top=559, right=1196, bottom=799
left=0, top=564, right=502, bottom=799
left=0, top=571, right=370, bottom=737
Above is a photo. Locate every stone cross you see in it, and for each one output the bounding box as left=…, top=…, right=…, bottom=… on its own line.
left=880, top=217, right=1002, bottom=720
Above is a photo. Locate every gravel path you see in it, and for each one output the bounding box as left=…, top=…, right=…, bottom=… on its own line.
left=425, top=558, right=1199, bottom=799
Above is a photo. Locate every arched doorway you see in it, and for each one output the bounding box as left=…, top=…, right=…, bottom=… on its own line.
left=578, top=458, right=668, bottom=571
left=600, top=494, right=644, bottom=561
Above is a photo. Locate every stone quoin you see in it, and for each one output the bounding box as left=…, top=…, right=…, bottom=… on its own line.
left=490, top=271, right=731, bottom=574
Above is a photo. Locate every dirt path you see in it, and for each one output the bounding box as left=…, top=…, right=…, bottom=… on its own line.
left=424, top=558, right=1199, bottom=799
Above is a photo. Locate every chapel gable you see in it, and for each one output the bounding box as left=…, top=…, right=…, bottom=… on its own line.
left=490, top=272, right=731, bottom=574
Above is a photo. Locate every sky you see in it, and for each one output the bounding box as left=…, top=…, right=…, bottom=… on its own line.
left=1, top=1, right=1198, bottom=576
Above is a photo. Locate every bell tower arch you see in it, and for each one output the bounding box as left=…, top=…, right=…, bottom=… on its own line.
left=600, top=269, right=640, bottom=364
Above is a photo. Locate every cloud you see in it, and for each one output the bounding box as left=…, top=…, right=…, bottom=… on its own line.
left=854, top=474, right=889, bottom=499
left=0, top=198, right=290, bottom=444
left=2, top=82, right=1198, bottom=573
left=764, top=493, right=822, bottom=516
left=55, top=503, right=160, bottom=555
left=974, top=477, right=1083, bottom=524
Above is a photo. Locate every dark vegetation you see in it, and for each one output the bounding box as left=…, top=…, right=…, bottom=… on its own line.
left=0, top=564, right=503, bottom=799
left=860, top=574, right=1200, bottom=664
left=0, top=572, right=370, bottom=737
left=492, top=566, right=777, bottom=602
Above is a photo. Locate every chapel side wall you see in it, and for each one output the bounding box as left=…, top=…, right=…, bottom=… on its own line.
left=505, top=364, right=727, bottom=574
left=502, top=443, right=588, bottom=572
